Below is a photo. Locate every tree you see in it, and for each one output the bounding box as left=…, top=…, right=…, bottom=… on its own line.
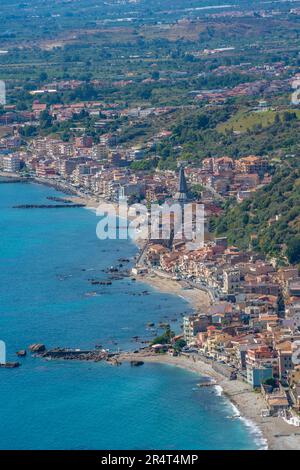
left=151, top=327, right=174, bottom=345
left=277, top=290, right=285, bottom=318
left=274, top=113, right=281, bottom=124
left=264, top=377, right=277, bottom=388
left=190, top=184, right=204, bottom=199
left=286, top=238, right=300, bottom=264
left=151, top=71, right=159, bottom=80
left=39, top=110, right=52, bottom=129
left=39, top=71, right=48, bottom=82
left=173, top=339, right=186, bottom=351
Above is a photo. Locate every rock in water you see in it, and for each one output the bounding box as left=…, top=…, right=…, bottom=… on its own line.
left=16, top=350, right=27, bottom=357
left=29, top=344, right=46, bottom=353
left=130, top=360, right=144, bottom=367
left=0, top=362, right=20, bottom=368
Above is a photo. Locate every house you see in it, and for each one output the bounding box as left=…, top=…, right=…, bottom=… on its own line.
left=183, top=314, right=210, bottom=345
left=236, top=156, right=269, bottom=175
left=246, top=345, right=278, bottom=377
left=277, top=341, right=293, bottom=379
left=261, top=385, right=289, bottom=416
left=288, top=365, right=300, bottom=387
left=223, top=268, right=240, bottom=294
left=32, top=102, right=47, bottom=117
left=289, top=279, right=300, bottom=297
left=290, top=387, right=300, bottom=411
left=147, top=244, right=169, bottom=266
left=74, top=136, right=93, bottom=149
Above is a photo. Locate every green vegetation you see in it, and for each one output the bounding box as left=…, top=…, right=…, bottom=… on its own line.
left=264, top=377, right=277, bottom=388
left=173, top=339, right=187, bottom=352
left=156, top=106, right=300, bottom=167
left=213, top=157, right=300, bottom=262
left=218, top=109, right=300, bottom=133
left=286, top=238, right=300, bottom=265
left=130, top=159, right=157, bottom=171
left=151, top=327, right=174, bottom=345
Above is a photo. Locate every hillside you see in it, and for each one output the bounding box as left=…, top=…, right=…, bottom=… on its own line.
left=213, top=157, right=300, bottom=264
left=156, top=107, right=300, bottom=165
left=217, top=109, right=300, bottom=134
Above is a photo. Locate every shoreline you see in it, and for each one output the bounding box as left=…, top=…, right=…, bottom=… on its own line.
left=5, top=175, right=300, bottom=449
left=117, top=351, right=300, bottom=450
left=136, top=271, right=211, bottom=312
left=2, top=175, right=211, bottom=311
left=57, top=177, right=212, bottom=311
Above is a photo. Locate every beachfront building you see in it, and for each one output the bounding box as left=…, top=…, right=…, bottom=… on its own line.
left=246, top=346, right=278, bottom=374
left=205, top=330, right=233, bottom=360
left=183, top=314, right=210, bottom=345
left=246, top=365, right=273, bottom=388
left=2, top=154, right=21, bottom=173
left=261, top=385, right=289, bottom=416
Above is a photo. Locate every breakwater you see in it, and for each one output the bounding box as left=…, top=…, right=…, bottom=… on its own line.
left=13, top=203, right=86, bottom=209
left=0, top=176, right=31, bottom=184
left=39, top=347, right=112, bottom=361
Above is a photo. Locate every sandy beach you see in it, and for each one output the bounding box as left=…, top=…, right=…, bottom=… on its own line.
left=68, top=194, right=100, bottom=209
left=137, top=272, right=212, bottom=311
left=116, top=351, right=300, bottom=450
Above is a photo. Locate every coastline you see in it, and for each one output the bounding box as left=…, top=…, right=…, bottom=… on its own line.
left=63, top=179, right=212, bottom=311
left=117, top=351, right=300, bottom=450
left=136, top=271, right=211, bottom=312
left=4, top=175, right=300, bottom=450
left=1, top=174, right=210, bottom=309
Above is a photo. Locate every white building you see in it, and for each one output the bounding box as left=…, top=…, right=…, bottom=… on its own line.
left=2, top=154, right=20, bottom=173
left=223, top=268, right=240, bottom=294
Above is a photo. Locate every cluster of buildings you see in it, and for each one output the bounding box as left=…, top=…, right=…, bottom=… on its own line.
left=213, top=62, right=291, bottom=79
left=0, top=93, right=176, bottom=134
left=145, top=231, right=300, bottom=418
left=125, top=168, right=300, bottom=421
left=1, top=102, right=299, bottom=423
left=195, top=78, right=291, bottom=103
left=0, top=134, right=178, bottom=201
left=0, top=132, right=270, bottom=206
left=187, top=154, right=271, bottom=201
left=142, top=234, right=300, bottom=421
left=0, top=111, right=273, bottom=214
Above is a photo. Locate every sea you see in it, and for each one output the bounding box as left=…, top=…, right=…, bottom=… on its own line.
left=0, top=182, right=265, bottom=450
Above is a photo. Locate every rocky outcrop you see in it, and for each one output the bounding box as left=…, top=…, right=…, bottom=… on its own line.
left=0, top=362, right=20, bottom=368
left=29, top=344, right=46, bottom=353
left=39, top=347, right=111, bottom=362
left=130, top=360, right=144, bottom=367
left=16, top=350, right=27, bottom=357
left=90, top=279, right=112, bottom=285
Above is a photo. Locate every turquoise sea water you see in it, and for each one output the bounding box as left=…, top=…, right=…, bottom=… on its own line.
left=0, top=182, right=262, bottom=449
